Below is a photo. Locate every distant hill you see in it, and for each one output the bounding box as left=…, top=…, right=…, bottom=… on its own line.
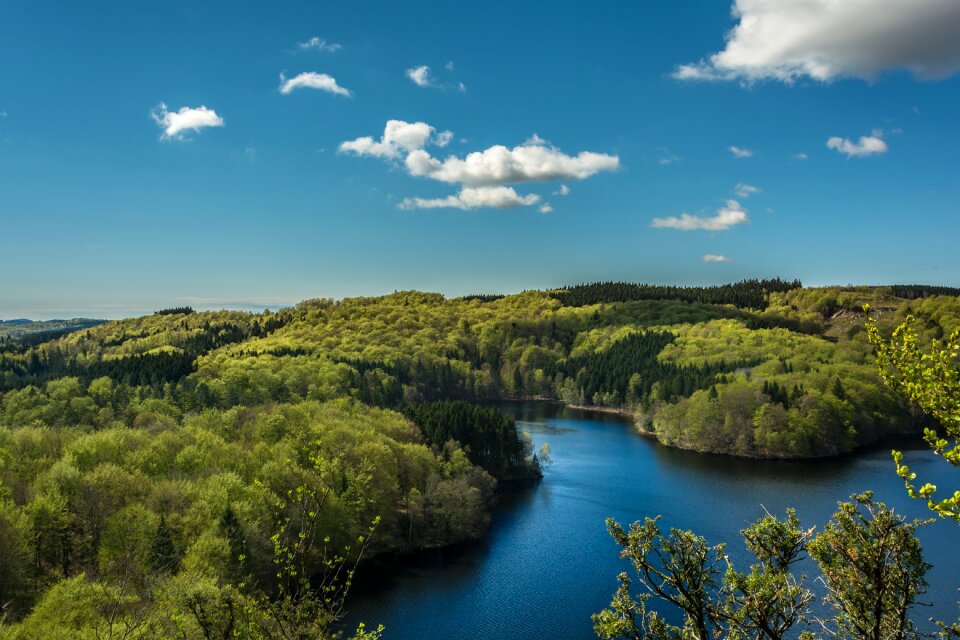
left=0, top=318, right=106, bottom=341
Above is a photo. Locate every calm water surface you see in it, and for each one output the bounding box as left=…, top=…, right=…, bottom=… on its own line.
left=346, top=403, right=960, bottom=639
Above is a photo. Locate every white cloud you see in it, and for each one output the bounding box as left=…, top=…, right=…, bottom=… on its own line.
left=652, top=200, right=749, bottom=231
left=404, top=141, right=620, bottom=187
left=400, top=186, right=541, bottom=210
left=794, top=152, right=809, bottom=160
left=297, top=37, right=342, bottom=53
left=407, top=64, right=466, bottom=91
left=826, top=131, right=889, bottom=157
left=674, top=0, right=960, bottom=83
left=279, top=72, right=352, bottom=97
left=554, top=184, right=570, bottom=196
left=150, top=103, right=224, bottom=140
left=729, top=145, right=754, bottom=158
left=703, top=254, right=732, bottom=263
left=734, top=183, right=760, bottom=198
left=539, top=203, right=554, bottom=214
left=343, top=120, right=618, bottom=210
left=406, top=65, right=432, bottom=87
left=434, top=130, right=454, bottom=148
left=339, top=120, right=445, bottom=159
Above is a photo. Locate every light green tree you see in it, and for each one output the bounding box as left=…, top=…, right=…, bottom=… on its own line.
left=866, top=309, right=960, bottom=521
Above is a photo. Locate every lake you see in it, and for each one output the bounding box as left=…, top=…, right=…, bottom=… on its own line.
left=345, top=402, right=960, bottom=638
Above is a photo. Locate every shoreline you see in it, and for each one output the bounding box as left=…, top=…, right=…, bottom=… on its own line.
left=497, top=396, right=925, bottom=461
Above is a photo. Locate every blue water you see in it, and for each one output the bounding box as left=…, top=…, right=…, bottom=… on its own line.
left=346, top=403, right=960, bottom=638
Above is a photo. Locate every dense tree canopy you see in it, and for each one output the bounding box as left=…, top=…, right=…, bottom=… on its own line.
left=2, top=282, right=957, bottom=635
left=553, top=278, right=802, bottom=309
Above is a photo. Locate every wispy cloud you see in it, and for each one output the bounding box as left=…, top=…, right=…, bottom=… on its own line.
left=702, top=254, right=732, bottom=263
left=150, top=103, right=224, bottom=140
left=434, top=130, right=454, bottom=148
left=673, top=0, right=960, bottom=83
left=279, top=72, right=352, bottom=97
left=733, top=183, right=760, bottom=198
left=652, top=200, right=749, bottom=231
left=826, top=131, right=888, bottom=157
left=297, top=36, right=342, bottom=53
left=406, top=65, right=432, bottom=87
left=406, top=64, right=466, bottom=92
left=794, top=152, right=809, bottom=160
left=729, top=145, right=754, bottom=158
left=657, top=146, right=681, bottom=165
left=554, top=184, right=570, bottom=196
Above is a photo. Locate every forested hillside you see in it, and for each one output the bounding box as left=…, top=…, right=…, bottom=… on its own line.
left=1, top=281, right=957, bottom=636
left=0, top=318, right=105, bottom=353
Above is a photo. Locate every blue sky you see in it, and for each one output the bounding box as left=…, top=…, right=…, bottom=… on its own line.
left=2, top=0, right=958, bottom=318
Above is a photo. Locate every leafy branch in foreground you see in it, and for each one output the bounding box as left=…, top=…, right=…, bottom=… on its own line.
left=594, top=494, right=930, bottom=640
left=153, top=447, right=384, bottom=640
left=263, top=446, right=382, bottom=639
left=866, top=308, right=960, bottom=521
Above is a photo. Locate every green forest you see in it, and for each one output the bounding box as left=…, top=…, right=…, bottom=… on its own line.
left=1, top=280, right=958, bottom=637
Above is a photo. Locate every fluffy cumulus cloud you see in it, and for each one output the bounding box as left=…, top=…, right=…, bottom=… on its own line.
left=404, top=139, right=620, bottom=187
left=400, top=186, right=541, bottom=211
left=734, top=183, right=760, bottom=197
left=652, top=200, right=749, bottom=231
left=339, top=120, right=451, bottom=159
left=406, top=65, right=432, bottom=87
left=729, top=145, right=754, bottom=158
left=342, top=120, right=618, bottom=210
left=703, top=254, right=732, bottom=263
left=826, top=131, right=889, bottom=157
left=279, top=72, right=351, bottom=97
left=297, top=37, right=341, bottom=52
left=150, top=103, right=224, bottom=140
left=674, top=0, right=960, bottom=83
